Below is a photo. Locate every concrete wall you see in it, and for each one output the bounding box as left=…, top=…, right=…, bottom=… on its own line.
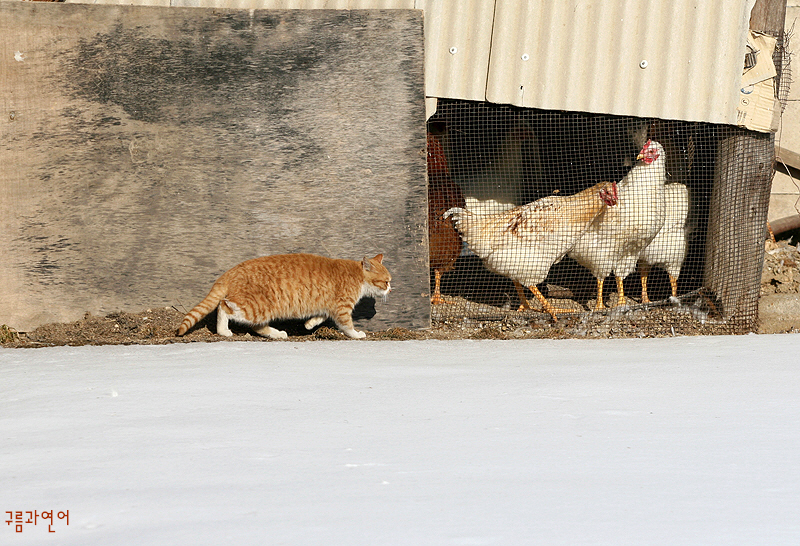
left=0, top=3, right=429, bottom=332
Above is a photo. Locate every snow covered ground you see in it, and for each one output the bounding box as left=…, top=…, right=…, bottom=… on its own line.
left=2, top=335, right=800, bottom=545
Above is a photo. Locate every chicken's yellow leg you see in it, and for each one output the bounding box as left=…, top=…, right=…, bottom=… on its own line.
left=639, top=263, right=651, bottom=304
left=527, top=284, right=580, bottom=322
left=517, top=281, right=574, bottom=321
left=431, top=269, right=446, bottom=305
left=593, top=277, right=605, bottom=310
left=514, top=281, right=531, bottom=311
left=615, top=275, right=626, bottom=307
left=669, top=274, right=678, bottom=299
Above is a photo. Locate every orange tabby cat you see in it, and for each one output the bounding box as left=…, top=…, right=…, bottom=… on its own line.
left=176, top=253, right=392, bottom=339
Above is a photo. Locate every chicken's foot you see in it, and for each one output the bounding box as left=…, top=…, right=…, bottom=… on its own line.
left=592, top=277, right=606, bottom=310
left=431, top=269, right=448, bottom=305
left=641, top=264, right=679, bottom=304
left=614, top=275, right=627, bottom=307
left=514, top=281, right=532, bottom=311
left=639, top=263, right=651, bottom=304
left=669, top=274, right=678, bottom=299
left=590, top=276, right=627, bottom=309
left=516, top=281, right=575, bottom=322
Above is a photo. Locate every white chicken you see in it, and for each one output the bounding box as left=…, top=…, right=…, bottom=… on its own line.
left=638, top=183, right=690, bottom=302
left=453, top=124, right=539, bottom=215
left=445, top=181, right=618, bottom=320
left=568, top=139, right=668, bottom=309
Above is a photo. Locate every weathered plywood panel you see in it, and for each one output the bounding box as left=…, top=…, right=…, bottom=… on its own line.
left=0, top=2, right=428, bottom=332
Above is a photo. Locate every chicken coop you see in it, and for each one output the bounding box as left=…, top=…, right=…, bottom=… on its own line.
left=427, top=105, right=769, bottom=336
left=423, top=0, right=791, bottom=336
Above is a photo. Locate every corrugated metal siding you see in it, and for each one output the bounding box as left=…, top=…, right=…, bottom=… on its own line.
left=65, top=0, right=757, bottom=125
left=418, top=0, right=495, bottom=102
left=487, top=0, right=755, bottom=125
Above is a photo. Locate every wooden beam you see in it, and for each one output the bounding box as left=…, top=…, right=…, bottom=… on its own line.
left=749, top=0, right=787, bottom=34
left=776, top=146, right=800, bottom=171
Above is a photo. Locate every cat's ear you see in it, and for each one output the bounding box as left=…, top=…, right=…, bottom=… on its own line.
left=362, top=254, right=383, bottom=271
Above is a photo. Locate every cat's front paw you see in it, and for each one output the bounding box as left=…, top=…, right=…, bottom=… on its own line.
left=217, top=329, right=234, bottom=337
left=345, top=330, right=367, bottom=339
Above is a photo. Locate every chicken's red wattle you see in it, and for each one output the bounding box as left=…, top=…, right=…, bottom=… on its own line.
left=600, top=181, right=618, bottom=207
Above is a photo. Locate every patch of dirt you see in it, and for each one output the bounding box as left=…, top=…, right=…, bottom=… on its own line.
left=3, top=239, right=799, bottom=348
left=761, top=239, right=800, bottom=296
left=0, top=298, right=729, bottom=348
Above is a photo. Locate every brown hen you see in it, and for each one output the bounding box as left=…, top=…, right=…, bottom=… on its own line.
left=427, top=132, right=465, bottom=305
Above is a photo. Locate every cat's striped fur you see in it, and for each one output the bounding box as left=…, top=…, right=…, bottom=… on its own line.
left=176, top=253, right=391, bottom=339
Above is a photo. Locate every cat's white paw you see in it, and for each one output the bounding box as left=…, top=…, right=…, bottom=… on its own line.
left=255, top=325, right=289, bottom=340
left=217, top=329, right=233, bottom=337
left=345, top=330, right=367, bottom=339
left=305, top=316, right=326, bottom=330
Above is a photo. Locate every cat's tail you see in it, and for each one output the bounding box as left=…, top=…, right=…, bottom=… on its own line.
left=176, top=282, right=227, bottom=336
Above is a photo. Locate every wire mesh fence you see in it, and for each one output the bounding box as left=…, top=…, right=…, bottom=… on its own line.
left=427, top=99, right=773, bottom=336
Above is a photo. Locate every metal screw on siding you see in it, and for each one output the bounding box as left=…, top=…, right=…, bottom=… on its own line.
left=639, top=60, right=648, bottom=69
left=9, top=111, right=15, bottom=121
left=449, top=47, right=457, bottom=54
left=521, top=53, right=530, bottom=61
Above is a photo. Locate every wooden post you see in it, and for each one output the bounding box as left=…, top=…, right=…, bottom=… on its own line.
left=749, top=0, right=787, bottom=37
left=706, top=130, right=774, bottom=332
left=703, top=0, right=786, bottom=333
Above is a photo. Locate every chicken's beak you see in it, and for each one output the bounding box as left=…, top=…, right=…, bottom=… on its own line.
left=636, top=152, right=644, bottom=161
